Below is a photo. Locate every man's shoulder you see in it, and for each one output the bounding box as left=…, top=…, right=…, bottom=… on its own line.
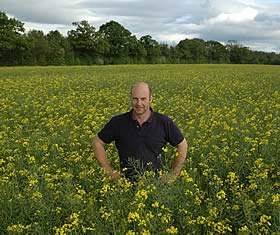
left=110, top=111, right=130, bottom=121
left=153, top=111, right=171, bottom=121
left=154, top=111, right=170, bottom=119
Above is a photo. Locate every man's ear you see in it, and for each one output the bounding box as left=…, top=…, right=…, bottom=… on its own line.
left=149, top=96, right=153, bottom=102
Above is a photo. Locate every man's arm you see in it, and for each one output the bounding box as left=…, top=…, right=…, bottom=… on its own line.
left=92, top=135, right=121, bottom=181
left=172, top=138, right=188, bottom=176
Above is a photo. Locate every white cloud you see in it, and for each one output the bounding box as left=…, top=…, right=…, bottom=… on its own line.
left=157, top=33, right=200, bottom=44
left=208, top=7, right=258, bottom=24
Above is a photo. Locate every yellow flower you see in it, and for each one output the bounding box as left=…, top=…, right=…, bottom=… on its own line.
left=137, top=202, right=146, bottom=209
left=127, top=212, right=140, bottom=223
left=99, top=206, right=111, bottom=221
left=256, top=198, right=265, bottom=205
left=259, top=214, right=271, bottom=226
left=28, top=178, right=38, bottom=187
left=100, top=183, right=110, bottom=195
left=152, top=201, right=159, bottom=208
left=248, top=182, right=257, bottom=190
left=7, top=224, right=31, bottom=233
left=138, top=219, right=147, bottom=227
left=209, top=207, right=218, bottom=218
left=161, top=214, right=171, bottom=223
left=135, top=189, right=148, bottom=200
left=69, top=212, right=79, bottom=226
left=141, top=229, right=151, bottom=235
left=216, top=190, right=226, bottom=200
left=126, top=230, right=136, bottom=235
left=239, top=225, right=249, bottom=232
left=272, top=194, right=280, bottom=205
left=146, top=211, right=154, bottom=220
left=118, top=177, right=133, bottom=192
left=32, top=191, right=43, bottom=201
left=227, top=171, right=237, bottom=184
left=166, top=226, right=178, bottom=234
left=82, top=225, right=95, bottom=233
left=196, top=216, right=206, bottom=224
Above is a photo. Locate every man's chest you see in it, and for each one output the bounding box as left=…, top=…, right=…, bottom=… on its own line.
left=116, top=121, right=167, bottom=150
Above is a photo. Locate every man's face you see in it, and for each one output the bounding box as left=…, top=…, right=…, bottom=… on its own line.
left=131, top=85, right=151, bottom=116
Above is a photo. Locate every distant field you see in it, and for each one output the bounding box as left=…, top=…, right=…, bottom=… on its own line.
left=0, top=64, right=279, bottom=234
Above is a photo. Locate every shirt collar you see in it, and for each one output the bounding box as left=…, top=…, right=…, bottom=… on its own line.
left=130, top=108, right=154, bottom=123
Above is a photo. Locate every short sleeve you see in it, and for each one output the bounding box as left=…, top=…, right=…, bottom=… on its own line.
left=167, top=118, right=184, bottom=146
left=98, top=117, right=118, bottom=144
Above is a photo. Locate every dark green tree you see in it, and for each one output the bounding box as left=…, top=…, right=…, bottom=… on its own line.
left=127, top=35, right=146, bottom=63
left=46, top=30, right=66, bottom=65
left=176, top=38, right=207, bottom=63
left=0, top=11, right=27, bottom=65
left=68, top=21, right=96, bottom=51
left=67, top=20, right=109, bottom=64
left=205, top=40, right=229, bottom=63
left=140, top=35, right=161, bottom=63
left=265, top=52, right=280, bottom=65
left=159, top=43, right=172, bottom=63
left=99, top=20, right=142, bottom=63
left=226, top=44, right=252, bottom=64
left=27, top=30, right=49, bottom=65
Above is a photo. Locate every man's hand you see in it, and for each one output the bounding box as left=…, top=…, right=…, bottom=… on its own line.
left=160, top=172, right=177, bottom=184
left=108, top=171, right=123, bottom=182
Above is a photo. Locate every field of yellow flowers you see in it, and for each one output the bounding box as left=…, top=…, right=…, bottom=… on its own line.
left=0, top=64, right=279, bottom=234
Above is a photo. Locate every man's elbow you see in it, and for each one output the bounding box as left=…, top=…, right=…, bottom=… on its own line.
left=177, top=138, right=188, bottom=157
left=92, top=136, right=98, bottom=149
left=92, top=135, right=104, bottom=150
left=179, top=138, right=188, bottom=150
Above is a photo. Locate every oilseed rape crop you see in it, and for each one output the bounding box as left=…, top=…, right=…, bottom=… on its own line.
left=0, top=64, right=279, bottom=234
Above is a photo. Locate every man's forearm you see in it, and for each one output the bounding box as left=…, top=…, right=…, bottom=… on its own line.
left=92, top=137, right=122, bottom=181
left=92, top=137, right=115, bottom=176
left=172, top=138, right=188, bottom=175
left=94, top=145, right=114, bottom=175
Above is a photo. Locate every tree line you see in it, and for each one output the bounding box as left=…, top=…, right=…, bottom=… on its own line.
left=1, top=11, right=280, bottom=66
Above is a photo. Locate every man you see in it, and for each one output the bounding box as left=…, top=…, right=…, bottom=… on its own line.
left=92, top=82, right=188, bottom=181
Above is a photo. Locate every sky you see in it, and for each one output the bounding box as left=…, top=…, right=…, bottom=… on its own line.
left=2, top=0, right=280, bottom=53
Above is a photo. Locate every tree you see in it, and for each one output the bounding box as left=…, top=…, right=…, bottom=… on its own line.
left=265, top=52, right=280, bottom=65
left=99, top=20, right=142, bottom=63
left=0, top=11, right=27, bottom=65
left=67, top=20, right=109, bottom=64
left=140, top=35, right=161, bottom=63
left=226, top=44, right=251, bottom=64
left=46, top=30, right=66, bottom=65
left=176, top=38, right=207, bottom=63
left=205, top=40, right=229, bottom=63
left=68, top=21, right=99, bottom=52
left=159, top=43, right=172, bottom=63
left=127, top=35, right=146, bottom=63
left=27, top=30, right=49, bottom=65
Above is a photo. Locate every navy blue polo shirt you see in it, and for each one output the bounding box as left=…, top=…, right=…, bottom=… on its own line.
left=98, top=109, right=184, bottom=178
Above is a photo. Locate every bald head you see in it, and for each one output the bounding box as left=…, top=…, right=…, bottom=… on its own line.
left=130, top=82, right=152, bottom=99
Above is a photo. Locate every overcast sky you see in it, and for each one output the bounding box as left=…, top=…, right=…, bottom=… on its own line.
left=2, top=0, right=280, bottom=52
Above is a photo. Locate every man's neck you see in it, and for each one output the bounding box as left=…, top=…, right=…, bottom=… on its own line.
left=133, top=109, right=152, bottom=126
